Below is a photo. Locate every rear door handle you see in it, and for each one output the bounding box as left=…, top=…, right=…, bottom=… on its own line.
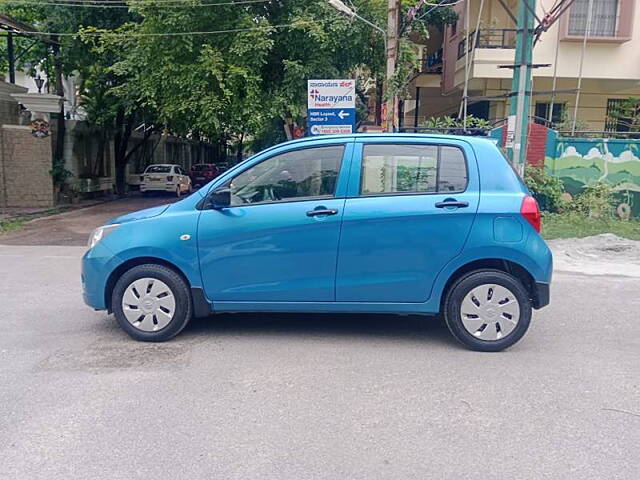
left=435, top=200, right=469, bottom=208
left=307, top=209, right=338, bottom=217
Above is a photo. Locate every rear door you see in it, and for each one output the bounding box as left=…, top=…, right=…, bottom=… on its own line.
left=336, top=138, right=479, bottom=303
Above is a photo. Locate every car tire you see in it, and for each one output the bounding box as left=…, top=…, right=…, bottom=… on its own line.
left=111, top=264, right=192, bottom=342
left=443, top=269, right=532, bottom=352
left=176, top=186, right=181, bottom=198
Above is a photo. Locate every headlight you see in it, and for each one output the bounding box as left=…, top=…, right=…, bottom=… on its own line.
left=88, top=224, right=120, bottom=249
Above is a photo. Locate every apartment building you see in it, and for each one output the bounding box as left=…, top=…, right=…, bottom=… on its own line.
left=404, top=0, right=640, bottom=133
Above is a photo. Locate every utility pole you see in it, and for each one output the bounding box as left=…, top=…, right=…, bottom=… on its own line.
left=385, top=0, right=400, bottom=132
left=7, top=32, right=15, bottom=84
left=507, top=0, right=535, bottom=174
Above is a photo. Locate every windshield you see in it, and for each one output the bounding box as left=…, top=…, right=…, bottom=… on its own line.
left=145, top=165, right=172, bottom=174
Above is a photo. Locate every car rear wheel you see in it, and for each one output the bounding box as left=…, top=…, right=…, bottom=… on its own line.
left=444, top=270, right=531, bottom=352
left=112, top=264, right=192, bottom=342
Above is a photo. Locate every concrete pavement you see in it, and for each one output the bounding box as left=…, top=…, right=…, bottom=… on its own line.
left=0, top=244, right=639, bottom=479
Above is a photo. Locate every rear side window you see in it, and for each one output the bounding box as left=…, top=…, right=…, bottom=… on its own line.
left=360, top=144, right=468, bottom=195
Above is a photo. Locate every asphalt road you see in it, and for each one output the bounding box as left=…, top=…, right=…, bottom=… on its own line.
left=0, top=200, right=639, bottom=479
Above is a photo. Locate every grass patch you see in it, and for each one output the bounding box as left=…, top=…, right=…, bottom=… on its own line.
left=542, top=213, right=640, bottom=241
left=0, top=208, right=63, bottom=234
left=0, top=216, right=30, bottom=232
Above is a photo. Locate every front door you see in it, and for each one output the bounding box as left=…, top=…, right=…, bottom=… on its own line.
left=198, top=144, right=350, bottom=302
left=336, top=140, right=479, bottom=303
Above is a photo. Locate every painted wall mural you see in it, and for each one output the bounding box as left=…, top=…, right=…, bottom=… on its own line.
left=490, top=126, right=640, bottom=217
left=546, top=132, right=640, bottom=217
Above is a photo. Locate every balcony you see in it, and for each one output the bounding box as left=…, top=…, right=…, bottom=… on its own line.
left=421, top=48, right=443, bottom=74
left=457, top=29, right=517, bottom=59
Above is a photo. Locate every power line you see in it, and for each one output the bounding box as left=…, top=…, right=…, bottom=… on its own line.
left=1, top=0, right=269, bottom=7
left=3, top=21, right=318, bottom=37
left=415, top=0, right=465, bottom=21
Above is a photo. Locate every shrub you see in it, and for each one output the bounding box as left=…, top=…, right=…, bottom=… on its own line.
left=421, top=115, right=491, bottom=133
left=570, top=183, right=614, bottom=218
left=523, top=165, right=566, bottom=213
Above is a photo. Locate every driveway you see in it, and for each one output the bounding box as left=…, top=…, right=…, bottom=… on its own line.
left=0, top=195, right=179, bottom=246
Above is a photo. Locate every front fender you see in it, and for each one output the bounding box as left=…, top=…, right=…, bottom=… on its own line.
left=100, top=209, right=203, bottom=287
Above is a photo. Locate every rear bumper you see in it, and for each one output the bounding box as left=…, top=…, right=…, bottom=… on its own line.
left=533, top=281, right=550, bottom=309
left=141, top=183, right=177, bottom=192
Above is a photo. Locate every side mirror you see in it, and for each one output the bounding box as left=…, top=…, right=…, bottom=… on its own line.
left=209, top=187, right=231, bottom=209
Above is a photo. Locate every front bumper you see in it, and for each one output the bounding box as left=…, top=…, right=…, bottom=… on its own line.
left=82, top=241, right=122, bottom=310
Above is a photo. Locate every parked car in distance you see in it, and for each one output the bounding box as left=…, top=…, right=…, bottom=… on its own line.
left=189, top=163, right=219, bottom=189
left=216, top=162, right=229, bottom=174
left=140, top=164, right=191, bottom=197
left=83, top=134, right=552, bottom=352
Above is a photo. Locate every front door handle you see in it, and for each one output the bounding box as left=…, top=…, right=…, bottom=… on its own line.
left=307, top=208, right=338, bottom=217
left=435, top=200, right=469, bottom=209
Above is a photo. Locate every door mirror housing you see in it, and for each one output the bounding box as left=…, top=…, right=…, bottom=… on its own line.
left=208, top=187, right=231, bottom=209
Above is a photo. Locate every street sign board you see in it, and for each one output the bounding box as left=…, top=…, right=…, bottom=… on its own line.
left=307, top=79, right=356, bottom=136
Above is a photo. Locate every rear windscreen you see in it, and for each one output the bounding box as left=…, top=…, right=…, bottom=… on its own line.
left=145, top=166, right=171, bottom=173
left=191, top=164, right=214, bottom=171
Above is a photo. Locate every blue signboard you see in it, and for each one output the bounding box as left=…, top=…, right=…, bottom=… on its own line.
left=308, top=108, right=356, bottom=136
left=307, top=79, right=357, bottom=136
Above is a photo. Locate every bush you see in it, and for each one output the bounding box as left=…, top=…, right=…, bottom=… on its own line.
left=570, top=183, right=614, bottom=218
left=523, top=165, right=566, bottom=213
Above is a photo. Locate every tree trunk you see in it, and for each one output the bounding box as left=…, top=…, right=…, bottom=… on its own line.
left=236, top=133, right=244, bottom=165
left=113, top=113, right=154, bottom=196
left=113, top=108, right=133, bottom=197
left=375, top=76, right=383, bottom=125
left=52, top=36, right=66, bottom=164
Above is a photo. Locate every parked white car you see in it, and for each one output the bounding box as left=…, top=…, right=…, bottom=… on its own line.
left=140, top=164, right=192, bottom=197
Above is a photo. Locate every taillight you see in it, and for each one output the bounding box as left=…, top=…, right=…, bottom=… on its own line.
left=521, top=195, right=541, bottom=232
left=167, top=175, right=173, bottom=182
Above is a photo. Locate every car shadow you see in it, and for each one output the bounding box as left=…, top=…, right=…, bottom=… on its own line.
left=180, top=312, right=458, bottom=348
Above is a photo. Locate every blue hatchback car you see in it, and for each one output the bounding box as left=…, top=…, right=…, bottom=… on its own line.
left=82, top=134, right=552, bottom=351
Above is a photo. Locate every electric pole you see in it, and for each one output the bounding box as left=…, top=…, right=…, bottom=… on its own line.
left=385, top=0, right=400, bottom=132
left=507, top=0, right=535, bottom=174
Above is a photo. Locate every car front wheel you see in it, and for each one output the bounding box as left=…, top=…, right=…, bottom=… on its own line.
left=444, top=270, right=532, bottom=352
left=112, top=264, right=192, bottom=341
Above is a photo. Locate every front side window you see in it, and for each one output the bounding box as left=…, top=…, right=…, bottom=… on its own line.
left=360, top=144, right=467, bottom=195
left=229, top=145, right=344, bottom=205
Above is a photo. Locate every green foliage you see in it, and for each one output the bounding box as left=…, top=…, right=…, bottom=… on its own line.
left=524, top=165, right=566, bottom=213
left=49, top=158, right=73, bottom=186
left=606, top=97, right=640, bottom=133
left=421, top=115, right=492, bottom=131
left=553, top=114, right=589, bottom=134
left=570, top=182, right=615, bottom=218
left=1, top=0, right=457, bottom=152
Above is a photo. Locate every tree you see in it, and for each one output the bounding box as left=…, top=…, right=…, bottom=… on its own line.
left=2, top=0, right=457, bottom=193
